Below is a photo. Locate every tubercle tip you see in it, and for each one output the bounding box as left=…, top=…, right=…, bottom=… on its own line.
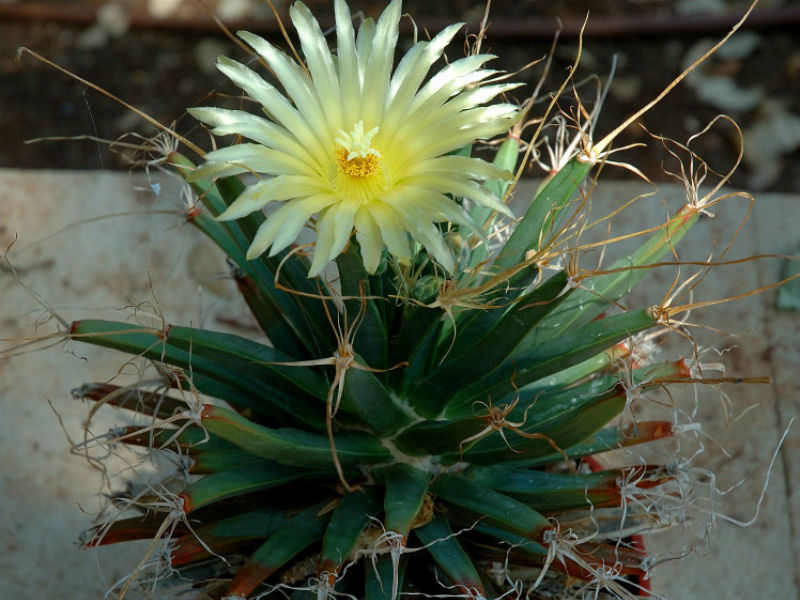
left=674, top=358, right=693, bottom=379
left=179, top=492, right=193, bottom=514
left=184, top=205, right=202, bottom=223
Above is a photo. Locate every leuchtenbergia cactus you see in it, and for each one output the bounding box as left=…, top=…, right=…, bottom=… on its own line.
left=58, top=1, right=773, bottom=599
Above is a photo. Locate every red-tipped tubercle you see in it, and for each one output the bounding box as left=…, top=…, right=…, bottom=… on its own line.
left=157, top=323, right=172, bottom=340
left=674, top=358, right=693, bottom=379
left=228, top=562, right=275, bottom=598
left=184, top=205, right=201, bottom=223
left=621, top=420, right=674, bottom=446
left=315, top=563, right=338, bottom=587
left=179, top=492, right=193, bottom=515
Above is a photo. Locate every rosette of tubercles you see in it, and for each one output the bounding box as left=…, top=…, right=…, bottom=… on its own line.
left=67, top=1, right=762, bottom=599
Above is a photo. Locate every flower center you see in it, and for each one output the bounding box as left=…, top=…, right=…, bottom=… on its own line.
left=335, top=121, right=381, bottom=179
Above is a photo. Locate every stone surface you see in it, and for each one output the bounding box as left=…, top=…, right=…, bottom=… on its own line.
left=1, top=170, right=798, bottom=598
left=0, top=169, right=251, bottom=599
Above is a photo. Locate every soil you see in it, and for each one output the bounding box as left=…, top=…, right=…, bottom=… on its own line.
left=1, top=0, right=799, bottom=191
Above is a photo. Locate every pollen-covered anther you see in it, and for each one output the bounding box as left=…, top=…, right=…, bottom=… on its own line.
left=335, top=120, right=382, bottom=178
left=335, top=147, right=381, bottom=178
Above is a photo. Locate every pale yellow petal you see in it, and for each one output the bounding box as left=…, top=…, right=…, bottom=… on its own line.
left=237, top=31, right=335, bottom=145
left=381, top=23, right=464, bottom=138
left=399, top=84, right=522, bottom=140
left=396, top=189, right=475, bottom=228
left=192, top=144, right=313, bottom=180
left=217, top=175, right=327, bottom=221
left=354, top=207, right=383, bottom=273
left=355, top=18, right=376, bottom=81
left=388, top=23, right=463, bottom=103
left=187, top=162, right=249, bottom=181
left=309, top=198, right=361, bottom=276
left=288, top=3, right=342, bottom=131
left=359, top=0, right=401, bottom=126
left=408, top=56, right=495, bottom=113
left=216, top=57, right=322, bottom=156
left=398, top=210, right=454, bottom=272
left=446, top=82, right=525, bottom=112
left=390, top=76, right=510, bottom=150
left=188, top=106, right=326, bottom=172
left=403, top=108, right=518, bottom=160
left=334, top=0, right=361, bottom=124
left=398, top=173, right=511, bottom=216
left=247, top=195, right=335, bottom=259
left=405, top=155, right=512, bottom=182
left=194, top=2, right=523, bottom=275
left=368, top=201, right=411, bottom=262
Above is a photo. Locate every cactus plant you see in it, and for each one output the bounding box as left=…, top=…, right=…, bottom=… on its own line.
left=60, top=1, right=769, bottom=599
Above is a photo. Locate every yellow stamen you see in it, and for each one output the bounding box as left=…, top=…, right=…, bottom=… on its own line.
left=335, top=120, right=382, bottom=179
left=336, top=148, right=381, bottom=178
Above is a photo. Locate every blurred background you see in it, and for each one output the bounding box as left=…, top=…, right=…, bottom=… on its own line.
left=1, top=0, right=800, bottom=191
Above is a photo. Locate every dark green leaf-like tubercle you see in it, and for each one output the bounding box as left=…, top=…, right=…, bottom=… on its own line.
left=227, top=503, right=329, bottom=598
left=68, top=319, right=326, bottom=430
left=174, top=153, right=334, bottom=358
left=339, top=362, right=415, bottom=435
left=459, top=387, right=629, bottom=465
left=171, top=508, right=287, bottom=566
left=379, top=463, right=431, bottom=537
left=507, top=420, right=675, bottom=468
left=464, top=136, right=520, bottom=276
left=413, top=516, right=484, bottom=595
left=518, top=204, right=701, bottom=350
left=450, top=308, right=658, bottom=411
left=320, top=489, right=380, bottom=572
left=410, top=270, right=571, bottom=416
left=364, top=555, right=407, bottom=600
left=472, top=522, right=548, bottom=559
left=201, top=404, right=392, bottom=469
left=463, top=465, right=621, bottom=511
left=180, top=460, right=309, bottom=513
left=391, top=416, right=488, bottom=457
left=493, top=158, right=593, bottom=274
left=165, top=325, right=329, bottom=399
left=336, top=243, right=388, bottom=369
left=432, top=474, right=550, bottom=540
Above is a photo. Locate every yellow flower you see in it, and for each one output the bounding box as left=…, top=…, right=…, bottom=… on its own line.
left=188, top=0, right=519, bottom=277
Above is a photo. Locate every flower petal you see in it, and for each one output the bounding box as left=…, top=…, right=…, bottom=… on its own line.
left=400, top=212, right=454, bottom=272
left=216, top=57, right=322, bottom=155
left=193, top=1, right=521, bottom=276
left=190, top=144, right=314, bottom=180
left=409, top=56, right=496, bottom=114
left=388, top=23, right=463, bottom=103
left=405, top=155, right=512, bottom=182
left=368, top=201, right=411, bottom=263
left=359, top=0, right=401, bottom=126
left=404, top=106, right=519, bottom=160
left=288, top=4, right=342, bottom=131
left=188, top=106, right=326, bottom=172
left=309, top=198, right=361, bottom=276
left=237, top=31, right=336, bottom=145
left=399, top=173, right=511, bottom=216
left=247, top=195, right=335, bottom=259
left=354, top=206, right=383, bottom=273
left=334, top=0, right=361, bottom=124
left=217, top=175, right=328, bottom=221
left=381, top=23, right=464, bottom=139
